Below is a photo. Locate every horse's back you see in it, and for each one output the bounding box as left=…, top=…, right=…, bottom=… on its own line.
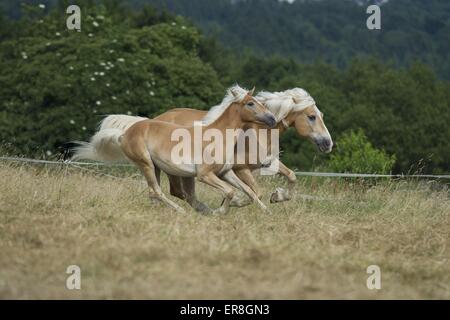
left=155, top=108, right=207, bottom=126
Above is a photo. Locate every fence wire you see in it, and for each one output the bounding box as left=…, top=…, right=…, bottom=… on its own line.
left=1, top=156, right=449, bottom=179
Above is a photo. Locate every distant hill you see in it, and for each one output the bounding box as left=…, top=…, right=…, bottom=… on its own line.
left=2, top=0, right=449, bottom=78
left=137, top=0, right=450, bottom=79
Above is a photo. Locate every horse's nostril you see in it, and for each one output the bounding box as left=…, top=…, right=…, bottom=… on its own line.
left=266, top=114, right=276, bottom=128
left=315, top=138, right=333, bottom=153
left=257, top=113, right=277, bottom=128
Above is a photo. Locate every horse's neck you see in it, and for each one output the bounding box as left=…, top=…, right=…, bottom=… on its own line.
left=275, top=121, right=288, bottom=135
left=250, top=112, right=292, bottom=152
left=200, top=103, right=242, bottom=156
left=277, top=110, right=297, bottom=134
left=264, top=98, right=295, bottom=133
left=205, top=102, right=242, bottom=133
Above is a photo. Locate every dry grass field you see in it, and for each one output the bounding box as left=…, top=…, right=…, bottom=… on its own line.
left=0, top=162, right=449, bottom=299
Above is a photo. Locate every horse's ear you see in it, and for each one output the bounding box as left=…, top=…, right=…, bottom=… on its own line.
left=230, top=88, right=239, bottom=97
left=248, top=87, right=255, bottom=96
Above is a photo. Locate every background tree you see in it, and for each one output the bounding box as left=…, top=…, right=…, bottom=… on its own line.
left=0, top=2, right=224, bottom=156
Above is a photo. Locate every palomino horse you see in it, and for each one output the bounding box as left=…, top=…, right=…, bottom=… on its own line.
left=73, top=85, right=276, bottom=214
left=98, top=88, right=333, bottom=212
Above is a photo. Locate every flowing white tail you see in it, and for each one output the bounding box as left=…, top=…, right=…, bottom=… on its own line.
left=72, top=114, right=146, bottom=162
left=98, top=114, right=147, bottom=132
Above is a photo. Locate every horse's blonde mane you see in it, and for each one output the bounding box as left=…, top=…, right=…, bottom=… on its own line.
left=201, top=84, right=249, bottom=126
left=256, top=88, right=316, bottom=122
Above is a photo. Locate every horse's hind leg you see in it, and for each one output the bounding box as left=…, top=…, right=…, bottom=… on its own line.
left=139, top=161, right=185, bottom=213
left=122, top=143, right=185, bottom=213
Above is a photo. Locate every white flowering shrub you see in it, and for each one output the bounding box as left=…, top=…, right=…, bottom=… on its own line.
left=0, top=3, right=224, bottom=155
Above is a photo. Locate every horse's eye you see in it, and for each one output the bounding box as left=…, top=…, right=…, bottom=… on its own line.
left=247, top=102, right=255, bottom=107
left=308, top=115, right=316, bottom=121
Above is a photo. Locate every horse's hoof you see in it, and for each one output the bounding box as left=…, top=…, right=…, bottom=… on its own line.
left=166, top=206, right=185, bottom=214
left=195, top=202, right=213, bottom=214
left=172, top=205, right=186, bottom=214
left=256, top=201, right=273, bottom=215
left=149, top=197, right=161, bottom=205
left=212, top=207, right=228, bottom=215
left=230, top=194, right=252, bottom=207
left=270, top=187, right=291, bottom=203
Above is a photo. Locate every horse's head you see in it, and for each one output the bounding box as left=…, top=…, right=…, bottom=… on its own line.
left=288, top=100, right=333, bottom=153
left=232, top=87, right=276, bottom=128
left=257, top=88, right=333, bottom=153
left=260, top=88, right=334, bottom=153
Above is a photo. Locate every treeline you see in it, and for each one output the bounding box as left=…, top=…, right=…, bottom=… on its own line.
left=140, top=0, right=450, bottom=80
left=3, top=0, right=450, bottom=79
left=0, top=1, right=449, bottom=174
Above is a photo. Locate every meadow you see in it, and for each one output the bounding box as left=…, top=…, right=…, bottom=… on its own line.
left=0, top=162, right=449, bottom=299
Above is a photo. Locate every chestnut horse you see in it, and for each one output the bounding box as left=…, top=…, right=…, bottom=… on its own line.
left=73, top=85, right=276, bottom=214
left=97, top=88, right=333, bottom=212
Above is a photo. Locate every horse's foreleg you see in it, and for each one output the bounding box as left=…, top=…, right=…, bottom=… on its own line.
left=168, top=175, right=211, bottom=213
left=197, top=172, right=235, bottom=215
left=155, top=166, right=161, bottom=186
left=229, top=168, right=260, bottom=207
left=168, top=175, right=185, bottom=200
left=222, top=170, right=271, bottom=214
left=181, top=177, right=211, bottom=214
left=270, top=160, right=297, bottom=203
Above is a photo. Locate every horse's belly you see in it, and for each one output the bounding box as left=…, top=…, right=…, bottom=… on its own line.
left=218, top=163, right=234, bottom=176
left=151, top=155, right=196, bottom=177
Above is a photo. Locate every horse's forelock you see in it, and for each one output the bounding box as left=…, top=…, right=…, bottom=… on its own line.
left=202, top=84, right=248, bottom=126
left=227, top=84, right=249, bottom=103
left=257, top=88, right=316, bottom=122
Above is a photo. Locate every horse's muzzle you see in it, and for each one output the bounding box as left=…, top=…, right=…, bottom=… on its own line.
left=315, top=137, right=333, bottom=153
left=257, top=113, right=277, bottom=128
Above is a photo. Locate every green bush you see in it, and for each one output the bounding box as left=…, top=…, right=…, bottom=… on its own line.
left=327, top=129, right=396, bottom=174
